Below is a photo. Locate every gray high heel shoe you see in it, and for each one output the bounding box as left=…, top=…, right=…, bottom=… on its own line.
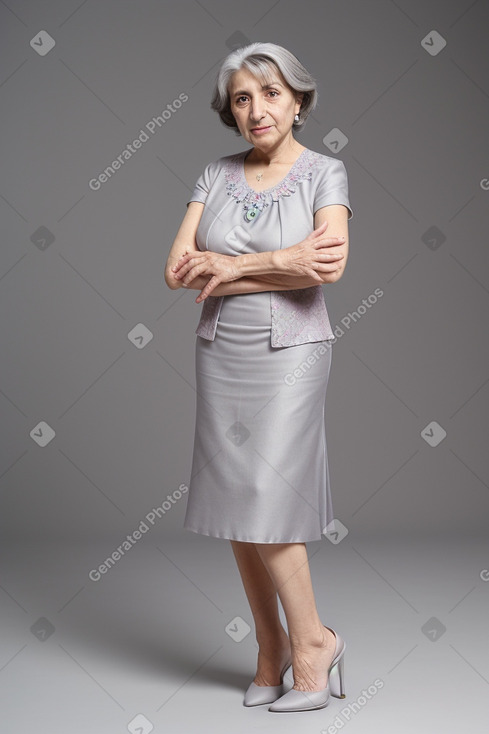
left=268, top=626, right=346, bottom=713
left=243, top=659, right=293, bottom=706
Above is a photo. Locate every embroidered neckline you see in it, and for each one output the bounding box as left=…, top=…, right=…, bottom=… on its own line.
left=241, top=148, right=308, bottom=196
left=224, top=147, right=320, bottom=213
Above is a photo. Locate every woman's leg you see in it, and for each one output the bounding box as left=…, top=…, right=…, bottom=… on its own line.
left=253, top=542, right=337, bottom=692
left=229, top=540, right=292, bottom=686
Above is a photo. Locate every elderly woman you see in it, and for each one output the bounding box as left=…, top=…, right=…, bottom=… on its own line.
left=165, top=42, right=353, bottom=713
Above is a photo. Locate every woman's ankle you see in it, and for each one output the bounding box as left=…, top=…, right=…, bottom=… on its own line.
left=256, top=627, right=290, bottom=650
left=289, top=623, right=330, bottom=650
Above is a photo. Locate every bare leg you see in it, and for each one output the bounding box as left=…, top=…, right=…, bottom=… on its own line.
left=253, top=542, right=337, bottom=692
left=230, top=540, right=292, bottom=686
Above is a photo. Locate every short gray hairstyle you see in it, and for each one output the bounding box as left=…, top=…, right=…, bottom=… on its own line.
left=210, top=42, right=317, bottom=135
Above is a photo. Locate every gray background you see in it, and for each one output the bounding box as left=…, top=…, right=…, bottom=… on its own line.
left=1, top=0, right=488, bottom=732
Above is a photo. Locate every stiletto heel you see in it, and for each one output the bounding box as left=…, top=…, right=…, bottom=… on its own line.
left=329, top=649, right=346, bottom=698
left=268, top=625, right=346, bottom=713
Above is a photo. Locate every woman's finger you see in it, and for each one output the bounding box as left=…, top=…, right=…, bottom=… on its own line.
left=306, top=267, right=324, bottom=282
left=173, top=250, right=210, bottom=272
left=311, top=220, right=329, bottom=239
left=313, top=236, right=345, bottom=248
left=196, top=274, right=221, bottom=302
left=171, top=252, right=192, bottom=272
left=175, top=254, right=208, bottom=279
left=315, top=252, right=344, bottom=261
left=182, top=264, right=206, bottom=284
left=314, top=219, right=329, bottom=233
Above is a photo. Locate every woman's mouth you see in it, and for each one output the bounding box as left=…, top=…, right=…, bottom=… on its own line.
left=251, top=126, right=272, bottom=134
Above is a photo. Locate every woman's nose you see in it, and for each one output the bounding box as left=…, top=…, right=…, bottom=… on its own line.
left=250, top=102, right=266, bottom=122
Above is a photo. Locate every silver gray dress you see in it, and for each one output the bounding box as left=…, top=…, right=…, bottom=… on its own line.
left=183, top=147, right=353, bottom=543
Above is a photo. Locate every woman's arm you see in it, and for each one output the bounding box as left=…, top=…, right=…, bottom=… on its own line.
left=164, top=202, right=205, bottom=289
left=235, top=206, right=349, bottom=282
left=167, top=250, right=326, bottom=298
left=171, top=207, right=349, bottom=301
left=176, top=272, right=322, bottom=300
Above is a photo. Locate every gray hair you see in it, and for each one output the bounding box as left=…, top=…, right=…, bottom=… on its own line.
left=210, top=42, right=317, bottom=136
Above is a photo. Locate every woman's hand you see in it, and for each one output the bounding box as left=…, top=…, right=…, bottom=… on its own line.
left=171, top=250, right=243, bottom=299
left=273, top=220, right=345, bottom=282
left=170, top=219, right=345, bottom=300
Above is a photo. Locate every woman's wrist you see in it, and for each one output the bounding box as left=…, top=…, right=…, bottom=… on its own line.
left=236, top=250, right=282, bottom=277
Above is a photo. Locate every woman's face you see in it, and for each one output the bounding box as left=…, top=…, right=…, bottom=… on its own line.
left=228, top=66, right=303, bottom=149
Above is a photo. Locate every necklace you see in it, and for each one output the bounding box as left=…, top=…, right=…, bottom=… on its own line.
left=225, top=148, right=315, bottom=225
left=250, top=149, right=305, bottom=182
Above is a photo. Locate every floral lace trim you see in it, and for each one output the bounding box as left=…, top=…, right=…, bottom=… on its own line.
left=224, top=147, right=321, bottom=213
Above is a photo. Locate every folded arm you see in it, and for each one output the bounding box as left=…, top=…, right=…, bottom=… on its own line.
left=168, top=205, right=349, bottom=302
left=167, top=269, right=322, bottom=300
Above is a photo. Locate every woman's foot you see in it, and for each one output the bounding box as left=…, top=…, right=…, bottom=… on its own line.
left=290, top=625, right=337, bottom=692
left=253, top=633, right=292, bottom=687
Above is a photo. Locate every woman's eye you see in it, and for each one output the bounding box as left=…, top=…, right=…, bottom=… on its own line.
left=235, top=91, right=278, bottom=104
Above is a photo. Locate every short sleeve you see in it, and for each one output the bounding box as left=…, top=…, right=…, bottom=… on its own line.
left=313, top=159, right=353, bottom=220
left=187, top=159, right=220, bottom=206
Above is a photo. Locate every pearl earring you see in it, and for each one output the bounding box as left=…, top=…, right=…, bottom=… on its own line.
left=294, top=113, right=300, bottom=122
